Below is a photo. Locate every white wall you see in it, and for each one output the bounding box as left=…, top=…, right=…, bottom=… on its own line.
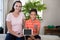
left=40, top=0, right=60, bottom=34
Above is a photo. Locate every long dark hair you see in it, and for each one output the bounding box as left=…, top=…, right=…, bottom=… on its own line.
left=29, top=9, right=37, bottom=15
left=9, top=1, right=22, bottom=13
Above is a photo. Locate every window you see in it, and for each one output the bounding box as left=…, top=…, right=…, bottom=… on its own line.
left=0, top=0, right=3, bottom=27
left=0, top=0, right=4, bottom=34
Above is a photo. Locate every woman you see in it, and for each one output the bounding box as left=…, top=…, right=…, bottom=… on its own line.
left=25, top=9, right=41, bottom=40
left=5, top=1, right=25, bottom=40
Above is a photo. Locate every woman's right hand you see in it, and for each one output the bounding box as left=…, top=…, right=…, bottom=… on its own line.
left=30, top=35, right=35, bottom=40
left=16, top=33, right=24, bottom=37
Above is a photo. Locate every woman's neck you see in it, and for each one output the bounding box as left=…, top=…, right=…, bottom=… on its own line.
left=12, top=11, right=20, bottom=17
left=13, top=11, right=20, bottom=14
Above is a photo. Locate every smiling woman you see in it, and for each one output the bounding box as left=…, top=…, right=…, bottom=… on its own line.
left=5, top=1, right=25, bottom=40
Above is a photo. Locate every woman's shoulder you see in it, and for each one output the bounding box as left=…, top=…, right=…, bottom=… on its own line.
left=7, top=13, right=12, bottom=17
left=19, top=12, right=24, bottom=15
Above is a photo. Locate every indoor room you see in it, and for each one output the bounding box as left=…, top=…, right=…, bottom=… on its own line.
left=0, top=0, right=60, bottom=40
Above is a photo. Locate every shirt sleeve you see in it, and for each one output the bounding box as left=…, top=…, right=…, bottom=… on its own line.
left=22, top=13, right=25, bottom=19
left=25, top=21, right=28, bottom=28
left=6, top=14, right=11, bottom=22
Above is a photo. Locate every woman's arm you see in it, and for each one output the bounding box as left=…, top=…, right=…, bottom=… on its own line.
left=22, top=19, right=25, bottom=29
left=6, top=21, right=19, bottom=37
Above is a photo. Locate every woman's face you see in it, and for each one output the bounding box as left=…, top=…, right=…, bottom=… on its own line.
left=14, top=2, right=22, bottom=12
left=30, top=11, right=36, bottom=20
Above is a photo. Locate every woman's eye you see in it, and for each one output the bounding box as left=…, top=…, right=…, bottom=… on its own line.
left=16, top=5, right=22, bottom=7
left=16, top=5, right=18, bottom=7
left=19, top=6, right=22, bottom=7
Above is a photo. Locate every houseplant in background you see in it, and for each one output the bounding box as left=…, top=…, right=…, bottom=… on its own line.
left=22, top=0, right=46, bottom=20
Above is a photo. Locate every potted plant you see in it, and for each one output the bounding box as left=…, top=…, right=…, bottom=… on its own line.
left=22, top=0, right=46, bottom=20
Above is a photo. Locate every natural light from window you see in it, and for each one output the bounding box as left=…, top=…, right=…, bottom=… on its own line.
left=0, top=0, right=3, bottom=27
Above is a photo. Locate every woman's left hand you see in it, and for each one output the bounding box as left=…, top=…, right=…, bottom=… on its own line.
left=19, top=33, right=24, bottom=37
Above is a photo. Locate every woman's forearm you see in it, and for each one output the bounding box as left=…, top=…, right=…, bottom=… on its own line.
left=7, top=22, right=18, bottom=37
left=8, top=29, right=18, bottom=36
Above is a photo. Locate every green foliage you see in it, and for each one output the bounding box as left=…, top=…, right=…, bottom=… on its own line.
left=22, top=0, right=46, bottom=20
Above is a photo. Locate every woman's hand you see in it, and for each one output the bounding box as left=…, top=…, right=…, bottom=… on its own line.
left=16, top=33, right=24, bottom=37
left=19, top=33, right=24, bottom=37
left=30, top=35, right=35, bottom=40
left=30, top=33, right=38, bottom=40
